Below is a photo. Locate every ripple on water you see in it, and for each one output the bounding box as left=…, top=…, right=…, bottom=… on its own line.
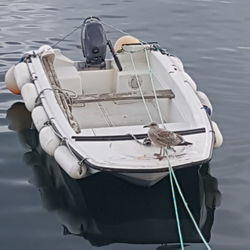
left=5, top=41, right=23, bottom=45
left=17, top=8, right=36, bottom=12
left=0, top=178, right=30, bottom=188
left=215, top=47, right=238, bottom=52
left=0, top=57, right=21, bottom=63
left=100, top=3, right=117, bottom=6
left=29, top=13, right=53, bottom=18
left=238, top=46, right=250, bottom=51
left=11, top=15, right=26, bottom=20
left=0, top=125, right=10, bottom=133
left=0, top=92, right=21, bottom=102
left=24, top=24, right=40, bottom=28
left=32, top=40, right=53, bottom=45
left=0, top=52, right=23, bottom=62
left=99, top=14, right=128, bottom=19
left=42, top=7, right=59, bottom=11
left=64, top=17, right=82, bottom=21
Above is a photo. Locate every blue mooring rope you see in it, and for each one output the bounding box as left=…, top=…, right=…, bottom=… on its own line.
left=166, top=149, right=212, bottom=250
left=169, top=165, right=185, bottom=250
left=169, top=167, right=212, bottom=250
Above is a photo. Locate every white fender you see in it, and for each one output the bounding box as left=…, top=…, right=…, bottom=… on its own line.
left=21, top=83, right=38, bottom=112
left=54, top=145, right=87, bottom=179
left=32, top=106, right=49, bottom=132
left=39, top=125, right=60, bottom=156
left=212, top=121, right=223, bottom=148
left=5, top=65, right=20, bottom=95
left=14, top=62, right=31, bottom=90
left=170, top=56, right=184, bottom=71
left=37, top=45, right=52, bottom=54
left=183, top=72, right=197, bottom=91
left=196, top=90, right=213, bottom=116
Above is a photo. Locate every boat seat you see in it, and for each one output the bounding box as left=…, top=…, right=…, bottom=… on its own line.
left=78, top=69, right=116, bottom=95
left=71, top=89, right=175, bottom=105
left=53, top=50, right=82, bottom=95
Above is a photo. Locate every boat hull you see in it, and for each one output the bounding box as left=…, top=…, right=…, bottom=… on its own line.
left=115, top=171, right=169, bottom=187
left=5, top=43, right=222, bottom=187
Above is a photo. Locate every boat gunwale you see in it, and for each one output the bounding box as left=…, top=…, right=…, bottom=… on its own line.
left=71, top=128, right=214, bottom=173
left=74, top=152, right=212, bottom=173
left=72, top=127, right=206, bottom=141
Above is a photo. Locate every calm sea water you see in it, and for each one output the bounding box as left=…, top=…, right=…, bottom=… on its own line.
left=1, top=0, right=250, bottom=249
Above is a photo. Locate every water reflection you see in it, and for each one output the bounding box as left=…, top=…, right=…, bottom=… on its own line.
left=6, top=102, right=221, bottom=248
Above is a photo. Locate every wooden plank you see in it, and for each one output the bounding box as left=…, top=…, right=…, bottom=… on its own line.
left=72, top=89, right=174, bottom=104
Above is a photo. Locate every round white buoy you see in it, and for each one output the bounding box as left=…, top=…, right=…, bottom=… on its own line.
left=39, top=125, right=60, bottom=156
left=196, top=91, right=213, bottom=116
left=170, top=56, right=184, bottom=71
left=212, top=121, right=223, bottom=148
left=183, top=72, right=197, bottom=91
left=14, top=62, right=31, bottom=90
left=21, top=83, right=38, bottom=112
left=54, top=145, right=87, bottom=179
left=5, top=65, right=20, bottom=95
left=114, top=35, right=140, bottom=53
left=31, top=106, right=49, bottom=132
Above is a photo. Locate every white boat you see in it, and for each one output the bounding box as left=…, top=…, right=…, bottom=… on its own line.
left=5, top=17, right=223, bottom=186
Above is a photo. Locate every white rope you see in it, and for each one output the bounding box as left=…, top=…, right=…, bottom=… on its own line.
left=52, top=23, right=83, bottom=48
left=143, top=45, right=166, bottom=128
left=123, top=43, right=166, bottom=128
left=127, top=133, right=144, bottom=145
left=129, top=52, right=153, bottom=122
left=101, top=21, right=147, bottom=44
left=101, top=19, right=166, bottom=128
left=101, top=21, right=130, bottom=36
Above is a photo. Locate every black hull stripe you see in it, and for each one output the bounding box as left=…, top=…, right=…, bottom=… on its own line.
left=84, top=158, right=211, bottom=173
left=72, top=127, right=206, bottom=142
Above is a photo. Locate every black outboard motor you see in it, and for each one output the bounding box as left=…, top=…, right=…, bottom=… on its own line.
left=81, top=17, right=107, bottom=67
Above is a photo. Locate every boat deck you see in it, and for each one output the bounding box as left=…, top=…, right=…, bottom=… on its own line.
left=72, top=99, right=171, bottom=129
left=70, top=125, right=208, bottom=171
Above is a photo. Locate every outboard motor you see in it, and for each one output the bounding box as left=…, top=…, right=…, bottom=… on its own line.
left=81, top=17, right=107, bottom=67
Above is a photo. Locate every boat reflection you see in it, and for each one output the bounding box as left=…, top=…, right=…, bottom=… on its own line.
left=7, top=102, right=221, bottom=248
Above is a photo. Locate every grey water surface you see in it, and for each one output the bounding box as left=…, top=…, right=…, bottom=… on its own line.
left=1, top=0, right=250, bottom=249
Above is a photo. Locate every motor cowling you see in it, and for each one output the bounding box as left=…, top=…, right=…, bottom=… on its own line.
left=81, top=17, right=107, bottom=66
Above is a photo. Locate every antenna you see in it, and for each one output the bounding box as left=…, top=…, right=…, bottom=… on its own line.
left=107, top=40, right=123, bottom=71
